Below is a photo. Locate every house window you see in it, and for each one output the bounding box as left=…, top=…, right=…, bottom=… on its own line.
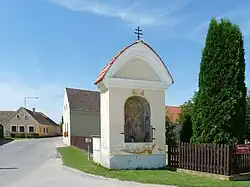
left=28, top=126, right=34, bottom=133
left=46, top=128, right=49, bottom=133
left=25, top=116, right=28, bottom=120
left=19, top=126, right=25, bottom=132
left=16, top=115, right=20, bottom=118
left=44, top=128, right=46, bottom=133
left=11, top=126, right=17, bottom=132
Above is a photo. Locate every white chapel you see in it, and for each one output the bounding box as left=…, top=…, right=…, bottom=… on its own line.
left=91, top=40, right=174, bottom=169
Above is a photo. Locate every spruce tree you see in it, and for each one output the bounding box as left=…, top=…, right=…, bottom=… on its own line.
left=60, top=116, right=64, bottom=126
left=192, top=18, right=246, bottom=144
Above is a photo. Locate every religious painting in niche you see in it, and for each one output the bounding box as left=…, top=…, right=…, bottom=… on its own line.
left=124, top=96, right=152, bottom=143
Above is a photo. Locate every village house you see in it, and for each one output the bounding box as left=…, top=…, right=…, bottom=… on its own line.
left=0, top=107, right=61, bottom=138
left=0, top=111, right=13, bottom=138
left=165, top=106, right=182, bottom=141
left=62, top=88, right=100, bottom=146
left=63, top=39, right=174, bottom=169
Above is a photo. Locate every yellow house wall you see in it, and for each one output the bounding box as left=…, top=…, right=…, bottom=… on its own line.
left=38, top=124, right=61, bottom=136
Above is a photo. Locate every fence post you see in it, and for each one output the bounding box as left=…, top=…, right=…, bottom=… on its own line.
left=178, top=142, right=183, bottom=168
left=167, top=143, right=171, bottom=168
left=88, top=143, right=90, bottom=161
left=194, top=143, right=197, bottom=170
left=227, top=145, right=232, bottom=175
left=85, top=137, right=92, bottom=161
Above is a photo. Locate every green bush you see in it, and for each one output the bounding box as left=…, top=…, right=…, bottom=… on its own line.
left=178, top=94, right=196, bottom=143
left=10, top=133, right=39, bottom=138
left=180, top=115, right=193, bottom=143
left=165, top=114, right=176, bottom=145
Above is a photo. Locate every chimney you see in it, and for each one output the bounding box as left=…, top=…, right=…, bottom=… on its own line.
left=32, top=108, right=36, bottom=113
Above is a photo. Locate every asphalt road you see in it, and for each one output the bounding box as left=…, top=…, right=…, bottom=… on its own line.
left=0, top=137, right=175, bottom=187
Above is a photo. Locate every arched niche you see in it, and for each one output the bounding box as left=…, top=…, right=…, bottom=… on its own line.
left=124, top=96, right=152, bottom=143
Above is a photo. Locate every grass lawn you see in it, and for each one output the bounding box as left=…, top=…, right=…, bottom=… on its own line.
left=57, top=146, right=250, bottom=187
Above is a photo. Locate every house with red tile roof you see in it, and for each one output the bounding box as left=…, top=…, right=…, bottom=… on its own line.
left=63, top=39, right=174, bottom=169
left=165, top=106, right=183, bottom=142
left=165, top=106, right=181, bottom=123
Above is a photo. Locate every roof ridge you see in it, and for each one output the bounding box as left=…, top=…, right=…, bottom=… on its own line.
left=27, top=109, right=58, bottom=126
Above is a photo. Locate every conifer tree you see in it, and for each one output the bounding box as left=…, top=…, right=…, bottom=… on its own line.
left=192, top=18, right=246, bottom=144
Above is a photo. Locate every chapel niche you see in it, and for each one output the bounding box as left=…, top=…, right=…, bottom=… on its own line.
left=124, top=96, right=152, bottom=143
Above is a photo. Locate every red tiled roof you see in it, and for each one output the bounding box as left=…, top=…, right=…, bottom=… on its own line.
left=94, top=40, right=174, bottom=85
left=165, top=106, right=181, bottom=123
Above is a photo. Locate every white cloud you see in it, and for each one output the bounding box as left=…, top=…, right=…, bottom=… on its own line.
left=49, top=0, right=191, bottom=28
left=187, top=6, right=250, bottom=44
left=0, top=75, right=64, bottom=123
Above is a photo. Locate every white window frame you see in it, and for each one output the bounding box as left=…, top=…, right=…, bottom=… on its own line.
left=11, top=125, right=17, bottom=132
left=19, top=125, right=25, bottom=133
left=28, top=125, right=35, bottom=133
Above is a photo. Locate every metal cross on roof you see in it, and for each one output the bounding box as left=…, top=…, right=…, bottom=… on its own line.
left=134, top=26, right=143, bottom=40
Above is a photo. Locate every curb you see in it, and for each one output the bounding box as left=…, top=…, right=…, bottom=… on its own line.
left=62, top=165, right=177, bottom=187
left=63, top=165, right=115, bottom=180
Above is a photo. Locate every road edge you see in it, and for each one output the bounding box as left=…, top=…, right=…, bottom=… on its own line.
left=0, top=138, right=28, bottom=147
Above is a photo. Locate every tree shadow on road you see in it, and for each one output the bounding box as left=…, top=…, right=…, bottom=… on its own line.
left=0, top=138, right=14, bottom=146
left=0, top=167, right=18, bottom=170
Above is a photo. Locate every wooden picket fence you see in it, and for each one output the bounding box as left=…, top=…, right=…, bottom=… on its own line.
left=168, top=142, right=250, bottom=176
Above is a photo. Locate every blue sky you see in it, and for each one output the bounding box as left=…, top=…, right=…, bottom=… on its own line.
left=0, top=0, right=250, bottom=123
